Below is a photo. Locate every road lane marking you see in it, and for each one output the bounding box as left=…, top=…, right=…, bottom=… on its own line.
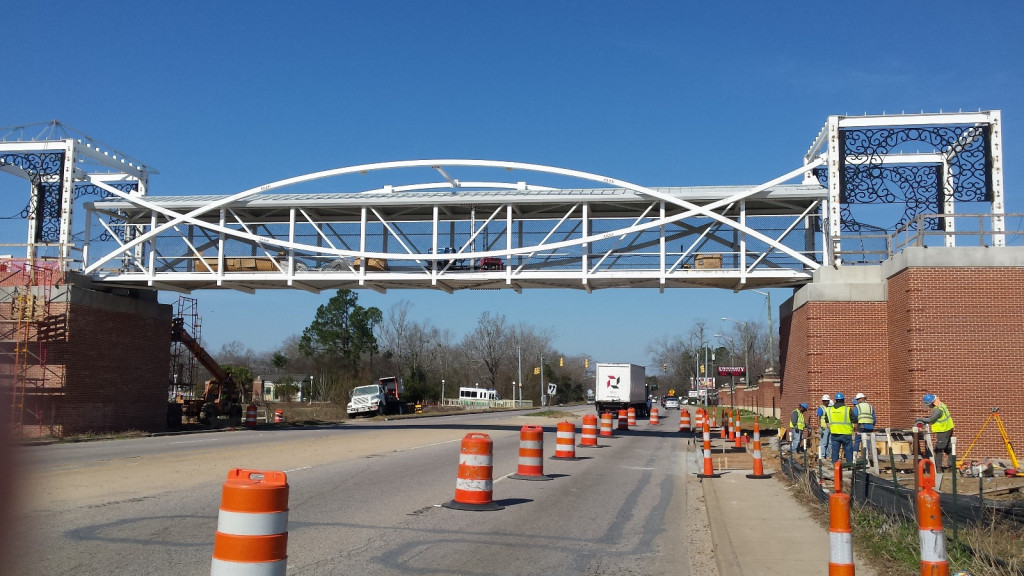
left=393, top=438, right=462, bottom=452
left=284, top=466, right=311, bottom=473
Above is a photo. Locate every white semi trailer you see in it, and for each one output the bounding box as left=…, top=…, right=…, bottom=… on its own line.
left=594, top=363, right=649, bottom=417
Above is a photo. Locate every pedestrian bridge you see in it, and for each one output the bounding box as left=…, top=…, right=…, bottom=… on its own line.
left=1, top=110, right=1008, bottom=295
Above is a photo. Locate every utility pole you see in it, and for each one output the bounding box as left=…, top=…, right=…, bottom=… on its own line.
left=517, top=345, right=523, bottom=408
left=752, top=289, right=776, bottom=375
left=540, top=354, right=546, bottom=407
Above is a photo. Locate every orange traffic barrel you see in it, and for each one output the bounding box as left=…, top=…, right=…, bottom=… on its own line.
left=245, top=405, right=258, bottom=427
left=510, top=425, right=550, bottom=480
left=552, top=421, right=580, bottom=460
left=727, top=410, right=735, bottom=441
left=696, top=417, right=720, bottom=478
left=649, top=407, right=660, bottom=425
left=443, top=433, right=504, bottom=510
left=694, top=409, right=704, bottom=430
left=733, top=411, right=743, bottom=449
left=680, top=409, right=691, bottom=433
left=211, top=468, right=289, bottom=576
left=273, top=409, right=284, bottom=423
left=746, top=417, right=772, bottom=479
left=579, top=414, right=601, bottom=447
left=599, top=412, right=615, bottom=438
left=617, top=409, right=628, bottom=430
left=828, top=461, right=854, bottom=575
left=627, top=407, right=637, bottom=427
left=917, top=459, right=948, bottom=575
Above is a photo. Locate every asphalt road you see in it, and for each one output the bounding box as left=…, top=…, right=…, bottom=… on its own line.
left=8, top=407, right=705, bottom=575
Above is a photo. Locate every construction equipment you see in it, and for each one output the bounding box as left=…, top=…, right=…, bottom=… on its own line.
left=956, top=407, right=1019, bottom=470
left=170, top=317, right=243, bottom=426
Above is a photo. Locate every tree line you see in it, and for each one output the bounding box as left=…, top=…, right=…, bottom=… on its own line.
left=210, top=289, right=776, bottom=406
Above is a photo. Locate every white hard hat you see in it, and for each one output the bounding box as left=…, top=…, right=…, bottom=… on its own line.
left=855, top=392, right=866, bottom=400
left=821, top=394, right=831, bottom=401
left=828, top=400, right=835, bottom=406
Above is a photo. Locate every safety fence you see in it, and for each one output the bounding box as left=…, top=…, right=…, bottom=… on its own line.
left=778, top=447, right=1024, bottom=575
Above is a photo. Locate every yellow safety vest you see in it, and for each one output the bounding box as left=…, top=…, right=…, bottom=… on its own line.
left=932, top=402, right=954, bottom=433
left=791, top=409, right=805, bottom=431
left=828, top=405, right=853, bottom=435
left=856, top=402, right=874, bottom=424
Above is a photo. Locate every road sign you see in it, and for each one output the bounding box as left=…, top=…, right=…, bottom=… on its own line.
left=717, top=366, right=746, bottom=376
left=547, top=383, right=557, bottom=395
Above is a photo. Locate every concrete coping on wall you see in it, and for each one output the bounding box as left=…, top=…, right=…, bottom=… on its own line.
left=782, top=246, right=1024, bottom=316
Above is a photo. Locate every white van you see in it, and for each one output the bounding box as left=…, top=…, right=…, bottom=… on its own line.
left=458, top=387, right=500, bottom=406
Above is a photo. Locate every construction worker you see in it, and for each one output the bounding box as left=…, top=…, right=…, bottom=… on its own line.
left=816, top=394, right=832, bottom=460
left=851, top=392, right=876, bottom=455
left=916, top=393, right=955, bottom=470
left=828, top=392, right=854, bottom=464
left=790, top=403, right=808, bottom=453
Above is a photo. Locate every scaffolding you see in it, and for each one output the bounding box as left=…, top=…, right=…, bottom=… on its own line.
left=1, top=258, right=65, bottom=436
left=168, top=295, right=201, bottom=401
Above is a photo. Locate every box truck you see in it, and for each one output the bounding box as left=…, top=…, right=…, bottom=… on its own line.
left=594, top=363, right=649, bottom=417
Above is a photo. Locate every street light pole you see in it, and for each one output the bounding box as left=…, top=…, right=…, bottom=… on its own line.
left=752, top=289, right=776, bottom=376
left=721, top=317, right=750, bottom=413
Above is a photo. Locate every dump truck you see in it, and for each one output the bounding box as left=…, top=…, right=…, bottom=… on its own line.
left=347, top=376, right=409, bottom=416
left=170, top=318, right=244, bottom=427
left=594, top=363, right=649, bottom=417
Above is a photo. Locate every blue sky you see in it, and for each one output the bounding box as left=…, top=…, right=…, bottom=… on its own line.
left=3, top=2, right=1023, bottom=368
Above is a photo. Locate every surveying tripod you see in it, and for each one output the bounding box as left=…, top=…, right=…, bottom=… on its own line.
left=956, top=407, right=1019, bottom=470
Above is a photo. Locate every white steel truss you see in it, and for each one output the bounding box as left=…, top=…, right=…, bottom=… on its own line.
left=78, top=159, right=827, bottom=294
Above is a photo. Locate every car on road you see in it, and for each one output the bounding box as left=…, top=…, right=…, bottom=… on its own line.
left=663, top=396, right=680, bottom=410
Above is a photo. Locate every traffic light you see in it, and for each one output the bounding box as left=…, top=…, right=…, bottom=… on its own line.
left=662, top=363, right=667, bottom=371
left=533, top=367, right=540, bottom=375
left=700, top=365, right=705, bottom=374
left=559, top=357, right=564, bottom=367
left=584, top=358, right=589, bottom=368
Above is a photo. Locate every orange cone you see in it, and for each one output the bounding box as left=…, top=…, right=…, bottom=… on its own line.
left=552, top=421, right=579, bottom=460
left=627, top=407, right=637, bottom=427
left=599, top=411, right=615, bottom=438
left=444, top=433, right=504, bottom=510
left=917, top=460, right=949, bottom=576
left=728, top=410, right=736, bottom=441
left=649, top=407, right=660, bottom=425
left=697, top=418, right=721, bottom=478
left=211, top=468, right=289, bottom=576
left=510, top=425, right=550, bottom=480
left=579, top=413, right=601, bottom=447
left=746, top=417, right=772, bottom=479
left=680, top=408, right=691, bottom=433
left=829, top=461, right=854, bottom=575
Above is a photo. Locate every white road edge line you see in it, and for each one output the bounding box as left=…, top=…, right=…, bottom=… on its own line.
left=393, top=438, right=462, bottom=452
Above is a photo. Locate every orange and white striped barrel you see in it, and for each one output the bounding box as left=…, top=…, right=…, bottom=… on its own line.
left=680, top=409, right=691, bottom=433
left=917, top=459, right=948, bottom=575
left=273, top=409, right=284, bottom=423
left=627, top=407, right=637, bottom=427
left=697, top=418, right=720, bottom=478
left=552, top=421, right=579, bottom=460
left=695, top=409, right=704, bottom=430
left=746, top=417, right=772, bottom=479
left=510, top=425, right=550, bottom=480
left=600, top=412, right=615, bottom=437
left=828, top=460, right=854, bottom=575
left=649, top=407, right=660, bottom=425
left=245, top=405, right=258, bottom=427
left=617, top=409, right=628, bottom=430
left=733, top=411, right=743, bottom=449
left=444, top=433, right=504, bottom=510
left=727, top=410, right=735, bottom=441
left=579, top=413, right=600, bottom=447
left=211, top=468, right=289, bottom=576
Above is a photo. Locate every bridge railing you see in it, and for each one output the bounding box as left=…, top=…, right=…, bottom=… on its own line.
left=836, top=213, right=1023, bottom=265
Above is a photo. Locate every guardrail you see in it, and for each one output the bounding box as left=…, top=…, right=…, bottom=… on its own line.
left=837, top=213, right=1023, bottom=265
left=441, top=398, right=535, bottom=409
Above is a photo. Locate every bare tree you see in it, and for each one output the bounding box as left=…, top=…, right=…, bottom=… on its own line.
left=460, top=311, right=512, bottom=393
